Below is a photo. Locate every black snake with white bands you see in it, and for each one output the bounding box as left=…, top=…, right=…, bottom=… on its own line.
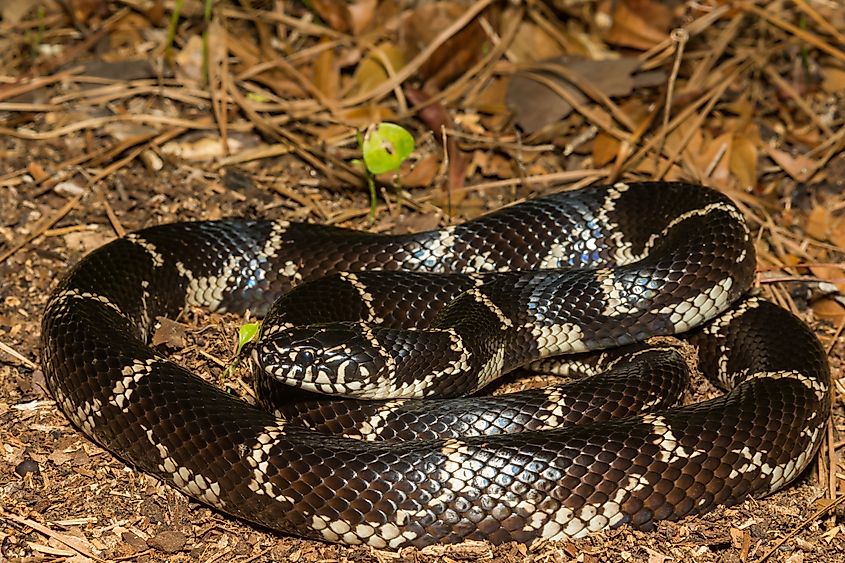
left=41, top=181, right=830, bottom=548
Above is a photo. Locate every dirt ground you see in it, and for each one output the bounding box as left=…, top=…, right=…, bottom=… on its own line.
left=2, top=1, right=845, bottom=562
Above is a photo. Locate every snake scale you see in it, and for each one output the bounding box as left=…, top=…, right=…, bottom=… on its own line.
left=41, top=181, right=830, bottom=548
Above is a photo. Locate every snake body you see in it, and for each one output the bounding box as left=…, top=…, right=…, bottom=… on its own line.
left=41, top=182, right=830, bottom=548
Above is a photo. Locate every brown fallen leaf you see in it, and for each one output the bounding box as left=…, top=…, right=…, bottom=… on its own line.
left=407, top=86, right=450, bottom=135
left=821, top=66, right=845, bottom=93
left=348, top=0, right=379, bottom=36
left=48, top=442, right=90, bottom=467
left=600, top=0, right=671, bottom=50
left=335, top=104, right=397, bottom=127
left=506, top=56, right=664, bottom=132
left=349, top=42, right=405, bottom=96
left=174, top=34, right=204, bottom=82
left=401, top=1, right=487, bottom=90
left=829, top=216, right=845, bottom=251
left=394, top=211, right=442, bottom=234
left=313, top=37, right=339, bottom=99
left=308, top=0, right=351, bottom=33
left=68, top=0, right=105, bottom=25
left=63, top=229, right=112, bottom=254
left=121, top=531, right=149, bottom=552
left=469, top=149, right=514, bottom=178
left=764, top=145, right=816, bottom=182
left=109, top=12, right=152, bottom=54
left=0, top=0, right=35, bottom=23
left=509, top=20, right=566, bottom=62
left=152, top=317, right=188, bottom=349
left=469, top=77, right=510, bottom=115
left=389, top=154, right=440, bottom=188
left=592, top=131, right=620, bottom=167
left=806, top=205, right=833, bottom=241
left=810, top=298, right=845, bottom=323
left=684, top=130, right=731, bottom=183
left=729, top=133, right=758, bottom=190
left=27, top=161, right=48, bottom=182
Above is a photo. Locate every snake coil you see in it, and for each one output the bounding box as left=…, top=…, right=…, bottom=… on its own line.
left=41, top=182, right=830, bottom=548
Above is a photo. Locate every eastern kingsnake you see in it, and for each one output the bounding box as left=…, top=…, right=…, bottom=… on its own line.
left=41, top=181, right=830, bottom=548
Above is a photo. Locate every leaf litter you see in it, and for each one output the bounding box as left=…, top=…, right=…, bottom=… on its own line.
left=0, top=0, right=844, bottom=561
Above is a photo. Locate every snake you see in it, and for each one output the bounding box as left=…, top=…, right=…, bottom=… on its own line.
left=41, top=181, right=830, bottom=549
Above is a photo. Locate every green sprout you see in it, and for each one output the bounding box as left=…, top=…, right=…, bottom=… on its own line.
left=164, top=0, right=184, bottom=57
left=222, top=321, right=260, bottom=378
left=201, top=0, right=214, bottom=82
left=355, top=122, right=415, bottom=221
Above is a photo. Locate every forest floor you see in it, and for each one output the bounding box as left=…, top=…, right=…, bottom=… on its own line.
left=1, top=1, right=845, bottom=561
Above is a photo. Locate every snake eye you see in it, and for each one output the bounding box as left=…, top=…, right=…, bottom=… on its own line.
left=296, top=349, right=316, bottom=365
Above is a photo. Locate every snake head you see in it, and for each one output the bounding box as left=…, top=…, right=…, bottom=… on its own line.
left=252, top=322, right=388, bottom=398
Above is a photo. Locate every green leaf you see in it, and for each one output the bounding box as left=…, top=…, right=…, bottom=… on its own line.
left=362, top=122, right=415, bottom=175
left=237, top=322, right=260, bottom=355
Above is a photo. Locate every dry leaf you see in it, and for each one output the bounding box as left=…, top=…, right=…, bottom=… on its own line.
left=470, top=77, right=509, bottom=114
left=174, top=34, right=204, bottom=82
left=152, top=317, right=188, bottom=349
left=809, top=264, right=845, bottom=290
left=395, top=211, right=442, bottom=234
left=821, top=67, right=845, bottom=93
left=349, top=42, right=405, bottom=96
left=108, top=12, right=150, bottom=54
left=729, top=134, right=758, bottom=189
left=646, top=549, right=670, bottom=563
left=0, top=1, right=36, bottom=24
left=469, top=150, right=513, bottom=178
left=335, top=105, right=396, bottom=127
left=348, top=0, right=378, bottom=35
left=811, top=298, right=845, bottom=323
left=68, top=0, right=103, bottom=25
left=391, top=154, right=440, bottom=188
left=313, top=37, right=338, bottom=99
left=507, top=56, right=663, bottom=132
left=309, top=0, right=351, bottom=33
left=806, top=205, right=833, bottom=241
left=829, top=216, right=845, bottom=251
left=601, top=0, right=671, bottom=50
left=401, top=2, right=486, bottom=89
left=592, top=131, right=619, bottom=167
left=509, top=20, right=566, bottom=63
left=684, top=130, right=731, bottom=181
left=723, top=98, right=755, bottom=125
left=764, top=145, right=815, bottom=182
left=63, top=230, right=112, bottom=254
left=729, top=527, right=746, bottom=549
